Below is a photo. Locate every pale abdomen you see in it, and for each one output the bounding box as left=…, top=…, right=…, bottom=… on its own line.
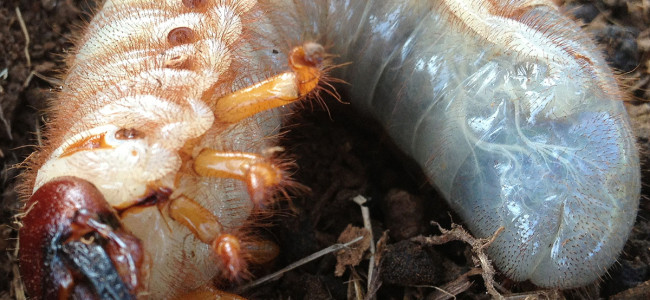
left=275, top=0, right=641, bottom=288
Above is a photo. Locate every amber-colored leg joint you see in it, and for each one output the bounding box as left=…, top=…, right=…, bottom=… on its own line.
left=213, top=42, right=326, bottom=124
left=168, top=195, right=224, bottom=244
left=193, top=149, right=284, bottom=207
left=168, top=195, right=249, bottom=279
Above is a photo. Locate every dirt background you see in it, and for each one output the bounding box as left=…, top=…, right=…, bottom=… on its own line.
left=1, top=0, right=649, bottom=299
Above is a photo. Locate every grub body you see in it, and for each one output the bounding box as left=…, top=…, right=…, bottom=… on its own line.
left=19, top=0, right=641, bottom=298
left=274, top=0, right=640, bottom=287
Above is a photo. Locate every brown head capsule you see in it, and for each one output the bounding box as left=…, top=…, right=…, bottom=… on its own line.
left=19, top=176, right=148, bottom=299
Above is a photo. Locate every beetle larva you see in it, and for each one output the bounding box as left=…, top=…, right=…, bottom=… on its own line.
left=270, top=0, right=641, bottom=289
left=17, top=0, right=640, bottom=298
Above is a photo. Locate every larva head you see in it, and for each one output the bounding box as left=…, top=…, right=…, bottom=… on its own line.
left=19, top=176, right=148, bottom=299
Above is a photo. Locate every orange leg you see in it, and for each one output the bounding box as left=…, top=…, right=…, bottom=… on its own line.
left=201, top=43, right=325, bottom=206
left=168, top=196, right=245, bottom=277
left=214, top=42, right=326, bottom=124
left=194, top=149, right=285, bottom=207
left=168, top=43, right=322, bottom=292
left=168, top=195, right=224, bottom=244
left=168, top=196, right=281, bottom=279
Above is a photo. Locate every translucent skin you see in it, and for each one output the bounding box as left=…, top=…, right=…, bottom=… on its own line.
left=24, top=0, right=640, bottom=297
left=275, top=0, right=640, bottom=287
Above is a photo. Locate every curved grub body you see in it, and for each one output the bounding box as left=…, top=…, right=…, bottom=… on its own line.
left=18, top=0, right=640, bottom=298
left=274, top=0, right=640, bottom=288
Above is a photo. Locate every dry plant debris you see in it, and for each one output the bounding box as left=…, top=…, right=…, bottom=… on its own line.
left=414, top=223, right=506, bottom=299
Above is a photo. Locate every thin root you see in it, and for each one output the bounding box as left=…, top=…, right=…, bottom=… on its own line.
left=15, top=7, right=31, bottom=68
left=413, top=222, right=505, bottom=299
left=416, top=268, right=482, bottom=300
left=352, top=195, right=376, bottom=293
left=0, top=68, right=8, bottom=94
left=0, top=105, right=12, bottom=140
left=235, top=235, right=364, bottom=293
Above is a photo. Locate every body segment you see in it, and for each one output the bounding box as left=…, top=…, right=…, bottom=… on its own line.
left=18, top=0, right=640, bottom=298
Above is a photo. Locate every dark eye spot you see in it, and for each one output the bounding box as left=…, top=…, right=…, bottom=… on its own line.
left=167, top=27, right=196, bottom=46
left=115, top=128, right=143, bottom=140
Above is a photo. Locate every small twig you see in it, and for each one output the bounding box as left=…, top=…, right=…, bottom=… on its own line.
left=419, top=268, right=483, bottom=300
left=35, top=118, right=42, bottom=147
left=0, top=68, right=8, bottom=94
left=364, top=231, right=387, bottom=300
left=15, top=7, right=31, bottom=68
left=352, top=195, right=375, bottom=294
left=24, top=70, right=63, bottom=88
left=414, top=223, right=505, bottom=299
left=347, top=269, right=365, bottom=300
left=11, top=230, right=25, bottom=300
left=0, top=104, right=13, bottom=140
left=12, top=260, right=26, bottom=300
left=22, top=71, right=34, bottom=88
left=235, top=236, right=364, bottom=292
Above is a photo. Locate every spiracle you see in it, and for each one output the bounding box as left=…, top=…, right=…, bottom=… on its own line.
left=11, top=0, right=643, bottom=298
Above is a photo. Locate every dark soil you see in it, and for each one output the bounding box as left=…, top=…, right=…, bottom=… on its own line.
left=1, top=0, right=649, bottom=299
